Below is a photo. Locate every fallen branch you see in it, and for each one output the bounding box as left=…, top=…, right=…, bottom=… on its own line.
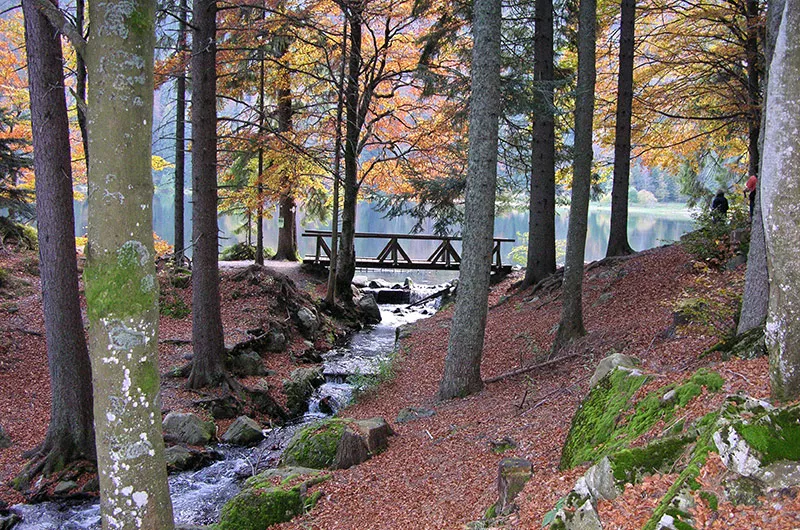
left=159, top=338, right=192, bottom=345
left=406, top=286, right=452, bottom=309
left=521, top=375, right=591, bottom=415
left=484, top=352, right=580, bottom=384
left=0, top=327, right=43, bottom=337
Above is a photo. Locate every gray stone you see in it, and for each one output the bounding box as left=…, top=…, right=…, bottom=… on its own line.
left=395, top=324, right=413, bottom=341
left=264, top=328, right=287, bottom=353
left=163, top=412, right=215, bottom=446
left=352, top=275, right=369, bottom=288
left=396, top=407, right=435, bottom=424
left=165, top=445, right=220, bottom=473
left=53, top=480, right=78, bottom=495
left=221, top=416, right=264, bottom=446
left=352, top=417, right=394, bottom=454
left=283, top=368, right=325, bottom=417
left=554, top=499, right=603, bottom=530
left=81, top=476, right=100, bottom=493
left=0, top=514, right=21, bottom=530
left=755, top=460, right=800, bottom=490
left=497, top=458, right=533, bottom=515
left=357, top=293, right=382, bottom=324
left=0, top=425, right=10, bottom=449
left=252, top=466, right=321, bottom=482
left=589, top=353, right=641, bottom=388
left=723, top=475, right=764, bottom=506
left=368, top=279, right=391, bottom=288
left=403, top=277, right=414, bottom=289
left=194, top=395, right=242, bottom=420
left=581, top=457, right=619, bottom=502
left=228, top=351, right=268, bottom=377
left=296, top=307, right=319, bottom=338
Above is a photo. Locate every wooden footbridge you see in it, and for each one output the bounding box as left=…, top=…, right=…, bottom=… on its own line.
left=302, top=230, right=514, bottom=272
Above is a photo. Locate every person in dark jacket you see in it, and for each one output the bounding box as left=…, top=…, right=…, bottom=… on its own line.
left=711, top=189, right=729, bottom=219
left=744, top=175, right=757, bottom=219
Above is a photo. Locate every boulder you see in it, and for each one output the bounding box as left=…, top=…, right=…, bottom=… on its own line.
left=553, top=498, right=603, bottom=530
left=579, top=457, right=619, bottom=502
left=227, top=351, right=268, bottom=377
left=280, top=417, right=393, bottom=470
left=0, top=514, right=20, bottom=530
left=589, top=353, right=641, bottom=388
left=218, top=468, right=328, bottom=530
left=243, top=386, right=289, bottom=422
left=283, top=368, right=325, bottom=418
left=0, top=425, right=10, bottom=449
left=496, top=458, right=533, bottom=515
left=164, top=445, right=221, bottom=473
left=356, top=293, right=382, bottom=324
left=194, top=394, right=242, bottom=420
left=162, top=412, right=215, bottom=446
left=368, top=279, right=391, bottom=288
left=396, top=406, right=435, bottom=424
left=395, top=324, right=413, bottom=341
left=221, top=416, right=264, bottom=446
left=53, top=480, right=78, bottom=495
left=296, top=307, right=319, bottom=338
left=229, top=327, right=288, bottom=356
left=352, top=275, right=369, bottom=288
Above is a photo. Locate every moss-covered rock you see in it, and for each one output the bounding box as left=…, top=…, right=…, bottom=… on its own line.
left=216, top=486, right=304, bottom=530
left=280, top=419, right=347, bottom=469
left=609, top=435, right=693, bottom=486
left=283, top=368, right=325, bottom=418
left=561, top=368, right=724, bottom=470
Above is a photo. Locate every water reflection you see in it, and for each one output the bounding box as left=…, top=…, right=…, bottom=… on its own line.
left=74, top=196, right=695, bottom=266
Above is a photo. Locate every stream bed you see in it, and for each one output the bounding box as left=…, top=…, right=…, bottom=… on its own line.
left=9, top=281, right=447, bottom=529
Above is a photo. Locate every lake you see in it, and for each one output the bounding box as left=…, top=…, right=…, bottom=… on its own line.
left=74, top=197, right=695, bottom=273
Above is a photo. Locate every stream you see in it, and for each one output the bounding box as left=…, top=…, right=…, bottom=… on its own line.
left=9, top=279, right=448, bottom=529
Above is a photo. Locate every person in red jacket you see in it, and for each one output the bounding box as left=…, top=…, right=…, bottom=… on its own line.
left=745, top=175, right=757, bottom=219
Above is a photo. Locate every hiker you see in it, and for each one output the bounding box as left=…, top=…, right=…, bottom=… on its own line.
left=711, top=189, right=728, bottom=220
left=744, top=175, right=757, bottom=219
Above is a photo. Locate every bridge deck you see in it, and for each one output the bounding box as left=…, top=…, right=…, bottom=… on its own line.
left=301, top=231, right=514, bottom=272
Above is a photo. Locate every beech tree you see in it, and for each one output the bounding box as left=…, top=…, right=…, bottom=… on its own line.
left=438, top=0, right=502, bottom=400
left=523, top=0, right=557, bottom=286
left=18, top=0, right=94, bottom=485
left=553, top=0, right=596, bottom=353
left=83, top=0, right=175, bottom=526
left=188, top=0, right=227, bottom=389
left=761, top=0, right=800, bottom=402
left=174, top=0, right=188, bottom=267
left=605, top=0, right=635, bottom=257
left=738, top=0, right=784, bottom=335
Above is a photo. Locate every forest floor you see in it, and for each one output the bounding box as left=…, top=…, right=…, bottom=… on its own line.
left=1, top=242, right=797, bottom=529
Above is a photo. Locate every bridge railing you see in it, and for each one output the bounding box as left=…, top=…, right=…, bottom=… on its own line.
left=301, top=230, right=515, bottom=270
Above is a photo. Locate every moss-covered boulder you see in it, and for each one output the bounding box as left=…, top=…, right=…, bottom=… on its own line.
left=162, top=412, right=215, bottom=446
left=280, top=417, right=393, bottom=470
left=283, top=368, right=325, bottom=418
left=561, top=367, right=723, bottom=469
left=217, top=467, right=328, bottom=530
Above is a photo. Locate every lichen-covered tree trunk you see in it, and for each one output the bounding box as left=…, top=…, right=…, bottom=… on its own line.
left=188, top=0, right=226, bottom=389
left=335, top=6, right=363, bottom=303
left=84, top=0, right=175, bottom=527
left=438, top=0, right=502, bottom=401
left=553, top=0, right=596, bottom=354
left=523, top=0, right=556, bottom=287
left=605, top=0, right=635, bottom=258
left=20, top=0, right=94, bottom=482
left=738, top=0, right=784, bottom=335
left=761, top=0, right=800, bottom=402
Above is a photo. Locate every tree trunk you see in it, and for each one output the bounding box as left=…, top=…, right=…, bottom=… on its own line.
left=335, top=5, right=363, bottom=302
left=738, top=0, right=782, bottom=335
left=745, top=0, right=762, bottom=178
left=173, top=0, right=187, bottom=267
left=19, top=0, right=95, bottom=485
left=188, top=0, right=226, bottom=389
left=762, top=0, right=800, bottom=402
left=256, top=46, right=265, bottom=266
left=325, top=14, right=349, bottom=305
left=606, top=0, right=635, bottom=257
left=273, top=80, right=298, bottom=261
left=84, top=0, right=175, bottom=526
left=75, top=0, right=88, bottom=165
left=438, top=0, right=502, bottom=401
left=553, top=0, right=596, bottom=354
left=523, top=0, right=557, bottom=287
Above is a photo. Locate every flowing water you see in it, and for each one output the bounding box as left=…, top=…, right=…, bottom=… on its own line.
left=9, top=280, right=447, bottom=529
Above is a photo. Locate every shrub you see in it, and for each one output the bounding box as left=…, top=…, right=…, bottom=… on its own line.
left=680, top=206, right=749, bottom=267
left=220, top=242, right=274, bottom=261
left=637, top=189, right=658, bottom=205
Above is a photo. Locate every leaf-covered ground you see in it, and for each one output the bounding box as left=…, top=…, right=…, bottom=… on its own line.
left=2, top=243, right=798, bottom=528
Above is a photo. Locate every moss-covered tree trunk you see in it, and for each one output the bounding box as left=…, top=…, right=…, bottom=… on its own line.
left=84, top=1, right=175, bottom=527
left=20, top=0, right=95, bottom=483
left=188, top=0, right=227, bottom=388
left=552, top=0, right=596, bottom=353
left=523, top=0, right=557, bottom=287
left=605, top=0, right=635, bottom=257
left=762, top=0, right=800, bottom=402
left=438, top=0, right=502, bottom=401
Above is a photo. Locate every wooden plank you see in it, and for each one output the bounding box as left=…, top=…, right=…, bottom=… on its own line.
left=302, top=230, right=514, bottom=243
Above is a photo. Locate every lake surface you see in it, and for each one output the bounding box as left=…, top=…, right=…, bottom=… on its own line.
left=74, top=197, right=695, bottom=270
